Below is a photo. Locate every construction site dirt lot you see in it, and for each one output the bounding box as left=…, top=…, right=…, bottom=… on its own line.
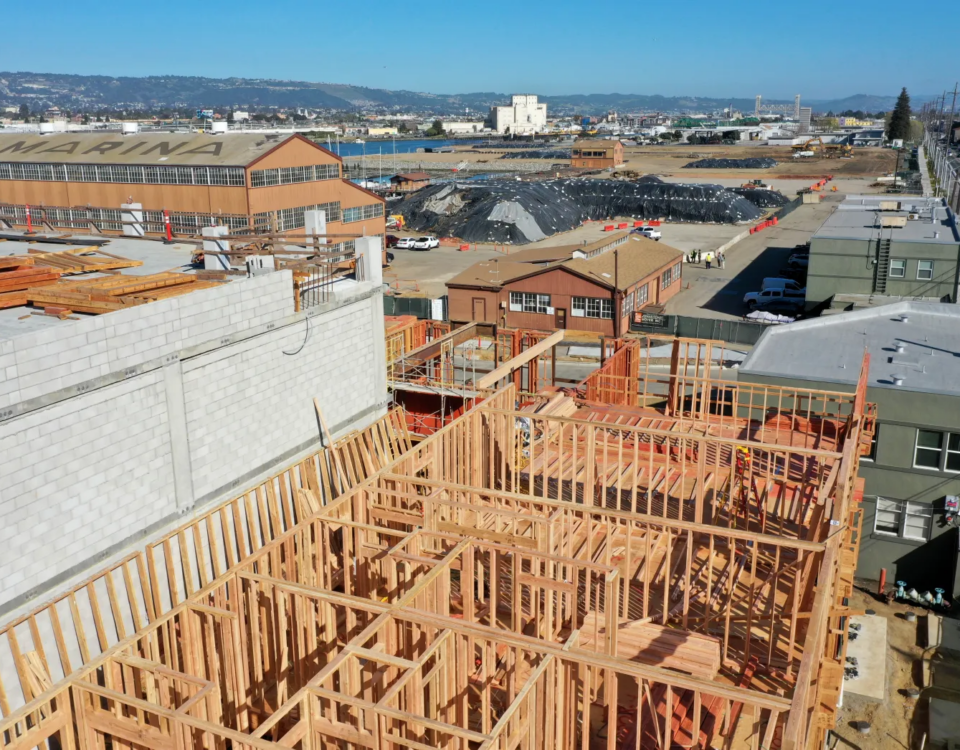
left=370, top=143, right=898, bottom=179
left=616, top=144, right=898, bottom=179
left=826, top=587, right=937, bottom=750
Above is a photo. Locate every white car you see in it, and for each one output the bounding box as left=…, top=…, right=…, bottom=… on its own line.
left=412, top=236, right=439, bottom=250
left=394, top=237, right=416, bottom=249
left=743, top=288, right=804, bottom=309
left=632, top=227, right=662, bottom=241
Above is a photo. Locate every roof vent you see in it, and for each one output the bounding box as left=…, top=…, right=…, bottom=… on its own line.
left=895, top=343, right=905, bottom=353
left=899, top=313, right=909, bottom=323
left=892, top=376, right=905, bottom=386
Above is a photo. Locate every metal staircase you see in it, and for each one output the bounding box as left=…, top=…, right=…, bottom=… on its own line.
left=874, top=237, right=891, bottom=293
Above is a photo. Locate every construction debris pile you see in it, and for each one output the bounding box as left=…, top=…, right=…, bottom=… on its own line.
left=730, top=187, right=790, bottom=207
left=394, top=179, right=765, bottom=244
left=683, top=157, right=778, bottom=169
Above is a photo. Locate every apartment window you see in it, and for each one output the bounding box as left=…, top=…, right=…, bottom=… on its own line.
left=917, top=260, right=934, bottom=281
left=889, top=259, right=906, bottom=278
left=874, top=498, right=933, bottom=541
left=862, top=425, right=879, bottom=462
left=636, top=283, right=649, bottom=307
left=509, top=291, right=550, bottom=314
left=572, top=296, right=612, bottom=319
left=912, top=429, right=960, bottom=472
left=914, top=430, right=943, bottom=469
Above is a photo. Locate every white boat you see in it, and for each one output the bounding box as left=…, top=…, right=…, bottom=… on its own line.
left=354, top=139, right=366, bottom=144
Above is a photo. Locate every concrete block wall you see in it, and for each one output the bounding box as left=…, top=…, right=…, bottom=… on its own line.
left=0, top=272, right=387, bottom=613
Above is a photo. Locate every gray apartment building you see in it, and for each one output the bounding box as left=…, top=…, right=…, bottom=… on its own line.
left=738, top=302, right=960, bottom=597
left=805, top=195, right=959, bottom=310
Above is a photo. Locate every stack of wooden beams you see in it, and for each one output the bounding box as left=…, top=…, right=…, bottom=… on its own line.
left=0, top=257, right=63, bottom=308
left=21, top=246, right=144, bottom=275
left=26, top=273, right=222, bottom=314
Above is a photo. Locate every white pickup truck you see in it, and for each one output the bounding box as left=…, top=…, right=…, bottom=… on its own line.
left=632, top=226, right=662, bottom=241
left=743, top=288, right=804, bottom=310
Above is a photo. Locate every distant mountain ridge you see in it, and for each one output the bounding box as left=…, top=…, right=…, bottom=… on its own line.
left=0, top=72, right=933, bottom=115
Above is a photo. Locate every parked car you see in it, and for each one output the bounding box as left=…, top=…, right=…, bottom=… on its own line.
left=777, top=265, right=807, bottom=282
left=412, top=236, right=440, bottom=250
left=761, top=277, right=805, bottom=293
left=757, top=297, right=805, bottom=315
left=787, top=253, right=810, bottom=268
left=632, top=227, right=662, bottom=241
left=743, top=288, right=805, bottom=309
left=394, top=237, right=416, bottom=249
left=386, top=235, right=400, bottom=248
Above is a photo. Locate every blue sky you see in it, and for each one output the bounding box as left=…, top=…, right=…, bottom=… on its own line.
left=0, top=0, right=947, bottom=100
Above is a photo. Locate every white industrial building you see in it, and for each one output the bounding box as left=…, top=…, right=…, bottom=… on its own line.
left=441, top=121, right=487, bottom=134
left=488, top=94, right=547, bottom=135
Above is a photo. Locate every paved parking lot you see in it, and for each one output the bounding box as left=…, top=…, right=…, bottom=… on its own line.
left=664, top=197, right=840, bottom=320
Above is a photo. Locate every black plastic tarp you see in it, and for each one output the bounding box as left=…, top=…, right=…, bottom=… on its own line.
left=683, top=158, right=778, bottom=169
left=393, top=179, right=765, bottom=245
left=500, top=149, right=571, bottom=160
left=636, top=174, right=664, bottom=184
left=729, top=188, right=789, bottom=207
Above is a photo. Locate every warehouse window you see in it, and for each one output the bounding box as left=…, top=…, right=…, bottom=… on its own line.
left=917, top=260, right=934, bottom=281
left=889, top=259, right=906, bottom=278
left=342, top=203, right=384, bottom=223
left=673, top=261, right=682, bottom=280
left=510, top=292, right=550, bottom=314
left=636, top=283, right=649, bottom=307
left=661, top=267, right=672, bottom=290
left=572, top=296, right=612, bottom=319
left=250, top=163, right=339, bottom=188
left=622, top=291, right=634, bottom=317
left=0, top=162, right=244, bottom=186
left=874, top=498, right=933, bottom=540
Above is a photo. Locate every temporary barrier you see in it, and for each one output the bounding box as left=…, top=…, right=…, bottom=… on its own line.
left=617, top=222, right=628, bottom=229
left=163, top=209, right=173, bottom=242
left=604, top=224, right=615, bottom=231
left=633, top=220, right=643, bottom=227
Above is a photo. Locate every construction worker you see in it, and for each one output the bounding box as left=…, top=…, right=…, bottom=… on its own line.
left=705, top=251, right=713, bottom=270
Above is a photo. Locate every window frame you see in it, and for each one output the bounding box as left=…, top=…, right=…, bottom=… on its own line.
left=914, top=429, right=944, bottom=469
left=889, top=258, right=906, bottom=278
left=861, top=424, right=878, bottom=462
left=873, top=497, right=933, bottom=541
left=509, top=291, right=550, bottom=315
left=917, top=260, right=934, bottom=281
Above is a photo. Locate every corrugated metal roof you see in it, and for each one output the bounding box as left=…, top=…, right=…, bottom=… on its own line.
left=0, top=133, right=322, bottom=167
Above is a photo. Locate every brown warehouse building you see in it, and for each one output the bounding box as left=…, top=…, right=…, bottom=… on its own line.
left=0, top=132, right=385, bottom=247
left=571, top=139, right=624, bottom=169
left=447, top=231, right=683, bottom=335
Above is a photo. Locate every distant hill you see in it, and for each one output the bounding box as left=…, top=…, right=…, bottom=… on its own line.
left=0, top=72, right=933, bottom=115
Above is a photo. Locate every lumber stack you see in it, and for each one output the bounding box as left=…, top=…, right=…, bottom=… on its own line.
left=26, top=247, right=144, bottom=275
left=24, top=273, right=221, bottom=315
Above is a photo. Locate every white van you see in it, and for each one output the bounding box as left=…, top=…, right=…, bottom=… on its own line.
left=761, top=277, right=804, bottom=293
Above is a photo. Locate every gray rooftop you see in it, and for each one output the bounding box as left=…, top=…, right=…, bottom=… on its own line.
left=813, top=195, right=959, bottom=244
left=739, top=301, right=960, bottom=398
left=0, top=132, right=328, bottom=167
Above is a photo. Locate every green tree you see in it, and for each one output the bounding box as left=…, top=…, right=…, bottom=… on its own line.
left=226, top=110, right=235, bottom=123
left=425, top=119, right=445, bottom=137
left=672, top=130, right=682, bottom=140
left=887, top=87, right=911, bottom=140
left=18, top=103, right=29, bottom=121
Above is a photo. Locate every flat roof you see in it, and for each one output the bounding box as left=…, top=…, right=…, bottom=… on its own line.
left=812, top=195, right=959, bottom=244
left=0, top=233, right=213, bottom=341
left=0, top=133, right=324, bottom=167
left=739, top=301, right=960, bottom=398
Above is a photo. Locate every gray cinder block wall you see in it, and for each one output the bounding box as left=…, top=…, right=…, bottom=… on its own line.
left=0, top=271, right=387, bottom=614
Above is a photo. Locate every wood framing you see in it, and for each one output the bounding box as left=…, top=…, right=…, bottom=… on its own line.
left=0, top=336, right=870, bottom=750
